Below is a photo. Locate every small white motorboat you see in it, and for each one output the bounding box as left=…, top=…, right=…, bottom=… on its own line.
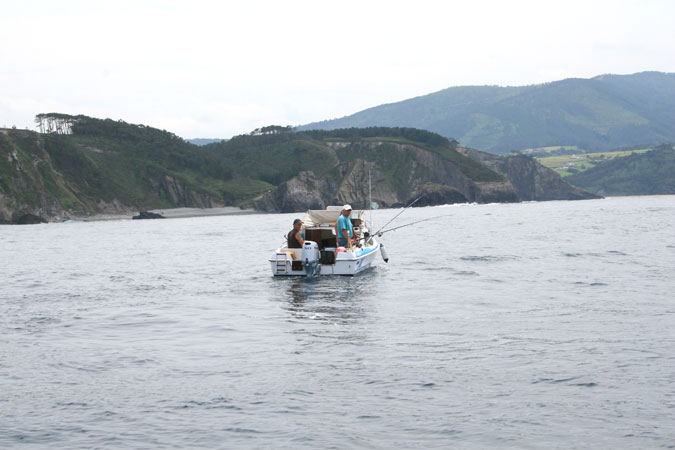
left=269, top=206, right=388, bottom=277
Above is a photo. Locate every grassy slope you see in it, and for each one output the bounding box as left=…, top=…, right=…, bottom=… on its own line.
left=536, top=149, right=651, bottom=177
left=566, top=146, right=675, bottom=195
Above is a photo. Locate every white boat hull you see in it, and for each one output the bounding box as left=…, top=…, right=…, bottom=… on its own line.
left=270, top=242, right=381, bottom=276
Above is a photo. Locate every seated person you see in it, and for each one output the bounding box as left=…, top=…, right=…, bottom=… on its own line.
left=287, top=218, right=304, bottom=248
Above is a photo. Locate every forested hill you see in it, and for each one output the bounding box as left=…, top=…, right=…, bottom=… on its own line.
left=299, top=71, right=675, bottom=154
left=566, top=144, right=675, bottom=196
left=0, top=114, right=596, bottom=223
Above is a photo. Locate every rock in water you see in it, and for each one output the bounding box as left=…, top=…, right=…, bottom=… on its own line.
left=414, top=183, right=469, bottom=206
left=132, top=211, right=165, bottom=220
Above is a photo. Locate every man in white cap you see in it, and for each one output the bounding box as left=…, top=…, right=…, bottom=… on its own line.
left=336, top=204, right=353, bottom=248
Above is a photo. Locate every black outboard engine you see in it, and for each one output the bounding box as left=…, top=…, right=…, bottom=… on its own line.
left=302, top=241, right=321, bottom=277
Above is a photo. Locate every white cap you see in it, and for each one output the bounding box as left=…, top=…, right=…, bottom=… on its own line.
left=343, top=204, right=352, bottom=210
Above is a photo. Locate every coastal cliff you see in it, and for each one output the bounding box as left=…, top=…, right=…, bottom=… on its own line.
left=253, top=140, right=596, bottom=213
left=458, top=148, right=600, bottom=201
left=0, top=128, right=223, bottom=223
left=0, top=117, right=599, bottom=223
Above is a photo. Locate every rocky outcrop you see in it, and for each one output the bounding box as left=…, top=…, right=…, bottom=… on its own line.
left=14, top=213, right=48, bottom=224
left=132, top=211, right=165, bottom=220
left=0, top=139, right=76, bottom=223
left=1, top=197, right=67, bottom=224
left=255, top=146, right=506, bottom=212
left=333, top=160, right=399, bottom=209
left=472, top=181, right=520, bottom=203
left=252, top=156, right=411, bottom=213
left=503, top=156, right=599, bottom=200
left=254, top=171, right=336, bottom=212
left=415, top=183, right=468, bottom=206
left=255, top=142, right=598, bottom=213
left=458, top=148, right=601, bottom=201
left=146, top=168, right=225, bottom=209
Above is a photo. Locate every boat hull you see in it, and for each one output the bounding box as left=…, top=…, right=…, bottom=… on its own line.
left=270, top=242, right=380, bottom=277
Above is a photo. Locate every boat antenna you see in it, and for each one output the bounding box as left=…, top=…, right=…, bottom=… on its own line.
left=374, top=193, right=425, bottom=236
left=369, top=169, right=373, bottom=229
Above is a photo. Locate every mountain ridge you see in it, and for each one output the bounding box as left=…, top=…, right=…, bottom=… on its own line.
left=298, top=72, right=675, bottom=154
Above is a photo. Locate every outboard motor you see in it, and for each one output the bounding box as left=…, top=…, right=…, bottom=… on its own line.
left=302, top=241, right=321, bottom=277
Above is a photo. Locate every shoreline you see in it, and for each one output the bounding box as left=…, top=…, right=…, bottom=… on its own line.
left=69, top=207, right=264, bottom=222
left=6, top=194, right=674, bottom=225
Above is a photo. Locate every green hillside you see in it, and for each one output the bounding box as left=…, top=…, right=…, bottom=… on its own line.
left=1, top=115, right=514, bottom=222
left=0, top=118, right=246, bottom=213
left=566, top=145, right=675, bottom=196
left=299, top=72, right=675, bottom=154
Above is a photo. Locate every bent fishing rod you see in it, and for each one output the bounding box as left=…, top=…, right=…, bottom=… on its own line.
left=372, top=194, right=425, bottom=236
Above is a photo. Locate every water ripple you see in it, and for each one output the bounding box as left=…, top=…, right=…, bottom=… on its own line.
left=1, top=196, right=674, bottom=449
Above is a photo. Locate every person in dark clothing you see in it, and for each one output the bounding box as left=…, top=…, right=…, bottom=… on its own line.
left=287, top=218, right=304, bottom=248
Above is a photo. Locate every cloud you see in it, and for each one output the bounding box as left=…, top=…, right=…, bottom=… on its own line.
left=1, top=0, right=674, bottom=137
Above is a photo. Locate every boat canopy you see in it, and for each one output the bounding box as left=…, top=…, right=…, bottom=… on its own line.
left=302, top=208, right=365, bottom=227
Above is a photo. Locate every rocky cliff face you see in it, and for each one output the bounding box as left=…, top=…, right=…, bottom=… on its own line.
left=254, top=142, right=597, bottom=213
left=458, top=148, right=600, bottom=201
left=253, top=171, right=336, bottom=212
left=147, top=168, right=224, bottom=209
left=254, top=142, right=502, bottom=212
left=0, top=132, right=223, bottom=223
left=1, top=127, right=600, bottom=222
left=0, top=135, right=76, bottom=223
left=333, top=159, right=399, bottom=209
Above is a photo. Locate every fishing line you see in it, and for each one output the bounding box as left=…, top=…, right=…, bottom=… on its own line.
left=377, top=214, right=453, bottom=235
left=373, top=194, right=425, bottom=236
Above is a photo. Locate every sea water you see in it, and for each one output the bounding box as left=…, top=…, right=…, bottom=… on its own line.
left=1, top=196, right=674, bottom=449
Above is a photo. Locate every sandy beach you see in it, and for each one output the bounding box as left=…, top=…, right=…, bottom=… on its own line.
left=68, top=207, right=262, bottom=222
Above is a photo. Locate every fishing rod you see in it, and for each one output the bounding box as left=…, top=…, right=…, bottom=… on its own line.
left=376, top=214, right=452, bottom=235
left=372, top=194, right=425, bottom=236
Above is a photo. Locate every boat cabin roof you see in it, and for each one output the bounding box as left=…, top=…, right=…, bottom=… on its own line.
left=302, top=208, right=364, bottom=227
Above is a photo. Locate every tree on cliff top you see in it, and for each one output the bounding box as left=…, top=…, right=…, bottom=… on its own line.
left=250, top=125, right=293, bottom=135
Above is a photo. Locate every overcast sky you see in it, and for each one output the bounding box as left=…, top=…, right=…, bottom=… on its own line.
left=1, top=0, right=674, bottom=138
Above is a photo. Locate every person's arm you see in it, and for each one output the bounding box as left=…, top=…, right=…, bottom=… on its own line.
left=295, top=231, right=304, bottom=246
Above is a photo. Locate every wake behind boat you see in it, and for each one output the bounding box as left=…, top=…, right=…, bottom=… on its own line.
left=269, top=206, right=388, bottom=277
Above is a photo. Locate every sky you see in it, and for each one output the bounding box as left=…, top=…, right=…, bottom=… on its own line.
left=1, top=0, right=674, bottom=138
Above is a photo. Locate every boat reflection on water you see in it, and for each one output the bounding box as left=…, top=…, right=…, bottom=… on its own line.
left=274, top=274, right=379, bottom=327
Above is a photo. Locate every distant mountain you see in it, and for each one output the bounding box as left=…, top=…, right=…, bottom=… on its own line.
left=299, top=72, right=675, bottom=154
left=566, top=144, right=675, bottom=196
left=0, top=115, right=596, bottom=223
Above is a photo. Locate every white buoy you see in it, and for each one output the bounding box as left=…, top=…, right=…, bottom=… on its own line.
left=380, top=242, right=389, bottom=263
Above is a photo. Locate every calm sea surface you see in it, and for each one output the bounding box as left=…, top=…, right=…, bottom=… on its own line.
left=2, top=196, right=674, bottom=449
